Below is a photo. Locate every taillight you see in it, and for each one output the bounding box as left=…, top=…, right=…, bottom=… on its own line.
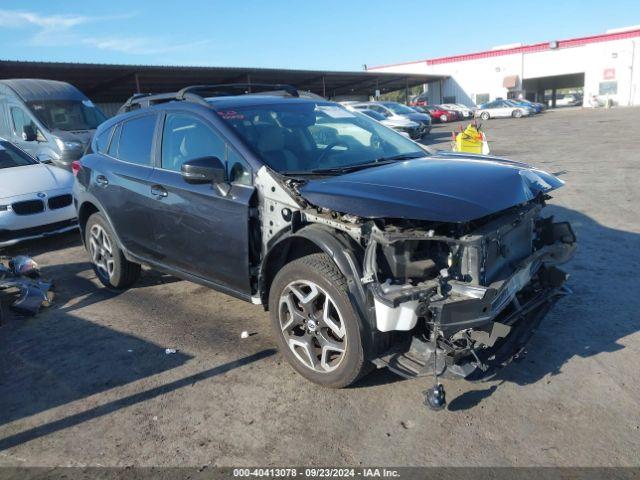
left=72, top=160, right=81, bottom=177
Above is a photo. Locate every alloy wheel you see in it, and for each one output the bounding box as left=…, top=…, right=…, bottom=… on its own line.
left=278, top=280, right=347, bottom=373
left=89, top=224, right=115, bottom=281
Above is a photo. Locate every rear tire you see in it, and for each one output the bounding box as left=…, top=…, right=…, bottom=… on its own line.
left=481, top=111, right=490, bottom=120
left=512, top=109, right=523, bottom=118
left=85, top=212, right=141, bottom=290
left=269, top=253, right=369, bottom=388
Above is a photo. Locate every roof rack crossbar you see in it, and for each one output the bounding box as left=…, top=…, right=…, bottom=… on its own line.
left=176, top=83, right=299, bottom=99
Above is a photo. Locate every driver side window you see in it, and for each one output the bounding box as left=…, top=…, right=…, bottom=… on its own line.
left=10, top=106, right=43, bottom=140
left=161, top=113, right=226, bottom=172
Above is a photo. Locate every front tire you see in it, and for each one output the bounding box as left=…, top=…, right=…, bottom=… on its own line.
left=481, top=111, right=490, bottom=120
left=269, top=253, right=368, bottom=388
left=512, top=109, right=523, bottom=118
left=85, top=212, right=141, bottom=290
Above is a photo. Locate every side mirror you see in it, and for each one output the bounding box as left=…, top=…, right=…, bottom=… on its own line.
left=36, top=153, right=53, bottom=164
left=22, top=124, right=37, bottom=142
left=181, top=156, right=228, bottom=190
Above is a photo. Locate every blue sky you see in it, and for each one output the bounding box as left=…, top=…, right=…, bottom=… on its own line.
left=1, top=0, right=639, bottom=70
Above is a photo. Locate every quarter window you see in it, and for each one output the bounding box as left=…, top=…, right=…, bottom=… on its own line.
left=93, top=127, right=112, bottom=153
left=117, top=115, right=157, bottom=166
left=108, top=124, right=121, bottom=157
left=161, top=113, right=226, bottom=172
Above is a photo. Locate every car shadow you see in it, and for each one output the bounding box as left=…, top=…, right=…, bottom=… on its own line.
left=418, top=131, right=454, bottom=147
left=0, top=306, right=193, bottom=429
left=0, top=236, right=256, bottom=437
left=0, top=230, right=82, bottom=257
left=445, top=204, right=640, bottom=410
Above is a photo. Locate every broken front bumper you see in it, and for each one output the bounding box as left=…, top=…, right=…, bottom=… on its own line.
left=367, top=220, right=576, bottom=380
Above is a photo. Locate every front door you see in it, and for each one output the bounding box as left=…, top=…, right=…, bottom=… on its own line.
left=148, top=111, right=254, bottom=296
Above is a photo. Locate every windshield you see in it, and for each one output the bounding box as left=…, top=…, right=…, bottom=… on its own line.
left=216, top=101, right=426, bottom=174
left=27, top=100, right=107, bottom=131
left=0, top=141, right=37, bottom=169
left=382, top=102, right=416, bottom=115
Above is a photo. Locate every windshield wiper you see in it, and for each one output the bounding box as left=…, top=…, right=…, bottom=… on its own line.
left=310, top=153, right=424, bottom=175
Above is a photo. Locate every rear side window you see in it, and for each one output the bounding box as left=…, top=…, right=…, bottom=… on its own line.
left=93, top=127, right=112, bottom=153
left=108, top=124, right=121, bottom=157
left=116, top=115, right=157, bottom=165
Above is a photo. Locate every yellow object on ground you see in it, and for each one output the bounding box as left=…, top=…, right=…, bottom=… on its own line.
left=453, top=123, right=490, bottom=155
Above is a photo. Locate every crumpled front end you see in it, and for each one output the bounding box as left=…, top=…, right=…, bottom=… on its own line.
left=256, top=157, right=576, bottom=382
left=361, top=201, right=576, bottom=380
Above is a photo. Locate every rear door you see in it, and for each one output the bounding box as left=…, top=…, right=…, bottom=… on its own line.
left=147, top=111, right=254, bottom=295
left=92, top=113, right=161, bottom=259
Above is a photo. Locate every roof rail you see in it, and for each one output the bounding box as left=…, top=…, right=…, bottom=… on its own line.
left=119, top=83, right=300, bottom=114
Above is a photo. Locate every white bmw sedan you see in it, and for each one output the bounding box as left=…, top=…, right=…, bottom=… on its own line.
left=0, top=139, right=77, bottom=247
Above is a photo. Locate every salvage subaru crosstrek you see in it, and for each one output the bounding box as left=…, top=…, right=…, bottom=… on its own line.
left=73, top=84, right=575, bottom=407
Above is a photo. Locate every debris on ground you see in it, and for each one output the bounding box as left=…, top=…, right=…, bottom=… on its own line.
left=0, top=255, right=54, bottom=317
left=165, top=348, right=177, bottom=354
left=240, top=331, right=250, bottom=339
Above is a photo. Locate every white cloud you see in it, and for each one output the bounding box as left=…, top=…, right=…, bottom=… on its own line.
left=0, top=9, right=91, bottom=29
left=0, top=8, right=208, bottom=57
left=81, top=37, right=212, bottom=56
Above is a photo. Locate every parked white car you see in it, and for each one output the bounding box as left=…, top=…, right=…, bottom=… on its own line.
left=474, top=100, right=533, bottom=120
left=440, top=103, right=474, bottom=118
left=0, top=139, right=77, bottom=247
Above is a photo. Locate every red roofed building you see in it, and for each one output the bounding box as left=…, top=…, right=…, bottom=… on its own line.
left=368, top=26, right=640, bottom=108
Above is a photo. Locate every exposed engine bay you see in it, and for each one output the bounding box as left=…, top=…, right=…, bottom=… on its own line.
left=253, top=154, right=577, bottom=389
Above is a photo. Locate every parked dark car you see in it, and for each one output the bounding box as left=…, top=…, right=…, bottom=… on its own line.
left=74, top=84, right=575, bottom=404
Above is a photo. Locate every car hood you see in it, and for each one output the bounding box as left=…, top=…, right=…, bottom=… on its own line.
left=52, top=129, right=95, bottom=147
left=383, top=117, right=419, bottom=128
left=0, top=162, right=74, bottom=200
left=298, top=153, right=564, bottom=223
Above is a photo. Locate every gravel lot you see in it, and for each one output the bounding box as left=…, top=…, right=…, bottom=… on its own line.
left=1, top=107, right=639, bottom=467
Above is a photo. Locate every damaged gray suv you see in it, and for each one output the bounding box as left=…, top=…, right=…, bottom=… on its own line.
left=74, top=84, right=575, bottom=407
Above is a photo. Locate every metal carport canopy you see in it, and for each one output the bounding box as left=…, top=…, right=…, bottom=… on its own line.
left=0, top=60, right=445, bottom=103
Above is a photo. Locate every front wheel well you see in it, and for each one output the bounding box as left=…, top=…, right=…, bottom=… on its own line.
left=260, top=236, right=324, bottom=309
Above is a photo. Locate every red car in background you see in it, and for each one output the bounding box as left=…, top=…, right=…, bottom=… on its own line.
left=423, top=105, right=458, bottom=123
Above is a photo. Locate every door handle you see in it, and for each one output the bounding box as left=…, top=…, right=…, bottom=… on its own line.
left=95, top=175, right=109, bottom=187
left=151, top=185, right=168, bottom=198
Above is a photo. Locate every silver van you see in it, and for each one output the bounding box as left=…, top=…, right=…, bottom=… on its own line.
left=0, top=79, right=107, bottom=170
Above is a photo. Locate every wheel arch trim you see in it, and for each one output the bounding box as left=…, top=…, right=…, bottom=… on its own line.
left=260, top=224, right=369, bottom=317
